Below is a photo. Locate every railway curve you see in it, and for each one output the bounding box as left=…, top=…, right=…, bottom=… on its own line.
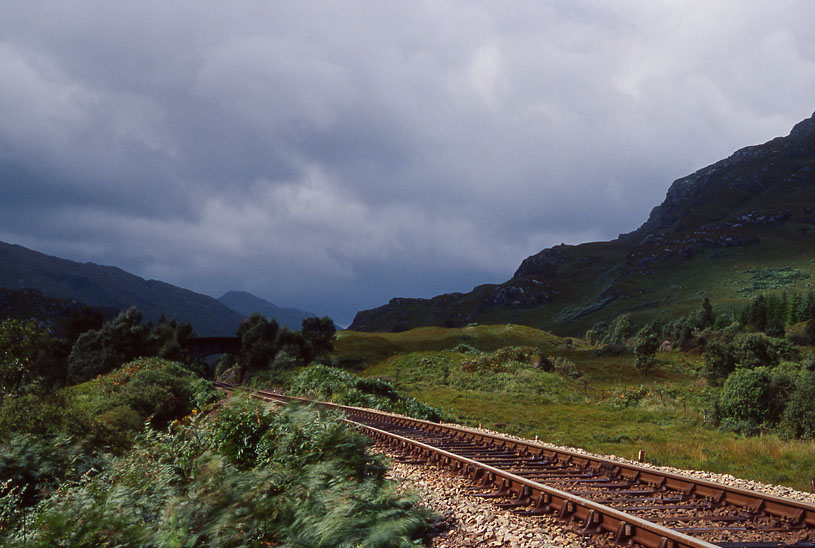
left=214, top=382, right=815, bottom=548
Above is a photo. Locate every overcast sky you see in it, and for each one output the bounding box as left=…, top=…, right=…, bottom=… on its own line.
left=1, top=1, right=815, bottom=325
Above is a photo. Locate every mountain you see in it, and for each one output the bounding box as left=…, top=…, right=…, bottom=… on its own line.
left=0, top=241, right=245, bottom=336
left=218, top=291, right=316, bottom=329
left=350, top=111, right=815, bottom=335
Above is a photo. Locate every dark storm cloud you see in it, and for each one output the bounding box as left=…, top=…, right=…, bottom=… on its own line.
left=2, top=1, right=815, bottom=324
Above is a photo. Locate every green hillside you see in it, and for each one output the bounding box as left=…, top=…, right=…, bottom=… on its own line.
left=350, top=112, right=815, bottom=336
left=335, top=324, right=815, bottom=491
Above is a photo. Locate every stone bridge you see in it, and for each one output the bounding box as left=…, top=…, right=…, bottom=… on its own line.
left=185, top=337, right=240, bottom=378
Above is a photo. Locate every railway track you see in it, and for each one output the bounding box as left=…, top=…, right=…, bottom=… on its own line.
left=215, top=382, right=815, bottom=548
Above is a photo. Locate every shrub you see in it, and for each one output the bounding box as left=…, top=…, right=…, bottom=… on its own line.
left=0, top=392, right=101, bottom=443
left=209, top=395, right=278, bottom=468
left=550, top=356, right=581, bottom=379
left=93, top=358, right=220, bottom=429
left=732, top=333, right=797, bottom=370
left=715, top=367, right=793, bottom=434
left=633, top=325, right=660, bottom=378
left=5, top=399, right=435, bottom=547
left=703, top=341, right=737, bottom=385
left=596, top=342, right=629, bottom=356
left=0, top=318, right=54, bottom=395
left=287, top=364, right=447, bottom=421
left=451, top=343, right=480, bottom=355
left=780, top=371, right=815, bottom=439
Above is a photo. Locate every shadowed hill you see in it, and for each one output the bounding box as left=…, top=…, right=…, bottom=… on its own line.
left=0, top=241, right=245, bottom=336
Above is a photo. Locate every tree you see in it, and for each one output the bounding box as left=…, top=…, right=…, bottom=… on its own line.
left=731, top=333, right=796, bottom=370
left=0, top=318, right=52, bottom=395
left=633, top=324, right=660, bottom=378
left=64, top=306, right=106, bottom=347
left=702, top=341, right=736, bottom=385
left=147, top=317, right=195, bottom=361
left=699, top=296, right=714, bottom=329
left=236, top=314, right=280, bottom=373
left=743, top=295, right=767, bottom=332
left=67, top=308, right=150, bottom=383
left=609, top=314, right=636, bottom=344
left=301, top=316, right=336, bottom=360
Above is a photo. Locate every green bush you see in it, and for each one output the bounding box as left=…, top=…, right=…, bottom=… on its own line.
left=288, top=364, right=447, bottom=421
left=780, top=371, right=815, bottom=439
left=550, top=356, right=581, bottom=379
left=716, top=367, right=793, bottom=434
left=0, top=434, right=104, bottom=509
left=0, top=392, right=101, bottom=442
left=94, top=358, right=220, bottom=429
left=703, top=341, right=737, bottom=385
left=3, top=398, right=435, bottom=547
left=731, top=333, right=797, bottom=370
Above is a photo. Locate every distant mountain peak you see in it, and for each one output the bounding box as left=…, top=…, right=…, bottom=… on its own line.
left=217, top=291, right=316, bottom=330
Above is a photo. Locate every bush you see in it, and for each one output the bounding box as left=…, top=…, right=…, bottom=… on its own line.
left=595, top=342, right=629, bottom=356
left=451, top=343, right=480, bottom=355
left=288, top=364, right=447, bottom=421
left=703, top=341, right=737, bottom=385
left=780, top=371, right=815, bottom=439
left=0, top=392, right=101, bottom=443
left=550, top=356, right=581, bottom=379
left=4, top=399, right=435, bottom=547
left=715, top=367, right=793, bottom=434
left=731, top=333, right=797, bottom=370
left=91, top=358, right=221, bottom=430
left=0, top=434, right=105, bottom=510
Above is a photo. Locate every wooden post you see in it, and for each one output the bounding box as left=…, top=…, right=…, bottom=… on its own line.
left=637, top=450, right=645, bottom=462
left=810, top=478, right=815, bottom=493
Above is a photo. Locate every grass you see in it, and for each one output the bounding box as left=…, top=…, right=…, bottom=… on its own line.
left=336, top=324, right=564, bottom=366
left=339, top=324, right=815, bottom=493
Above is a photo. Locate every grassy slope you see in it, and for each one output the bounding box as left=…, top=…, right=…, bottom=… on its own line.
left=519, top=228, right=815, bottom=336
left=338, top=325, right=815, bottom=491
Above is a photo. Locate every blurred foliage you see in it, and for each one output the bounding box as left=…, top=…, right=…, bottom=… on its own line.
left=1, top=397, right=434, bottom=547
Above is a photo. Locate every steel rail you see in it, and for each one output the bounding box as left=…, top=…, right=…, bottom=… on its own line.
left=215, top=383, right=815, bottom=548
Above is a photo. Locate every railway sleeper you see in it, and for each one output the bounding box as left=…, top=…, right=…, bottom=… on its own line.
left=579, top=509, right=606, bottom=536
left=495, top=486, right=533, bottom=509
left=469, top=478, right=514, bottom=499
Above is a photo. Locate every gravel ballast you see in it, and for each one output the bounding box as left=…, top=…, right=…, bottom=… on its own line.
left=379, top=446, right=596, bottom=548
left=373, top=420, right=815, bottom=547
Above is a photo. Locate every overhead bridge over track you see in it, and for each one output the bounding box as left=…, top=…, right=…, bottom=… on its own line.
left=185, top=337, right=240, bottom=360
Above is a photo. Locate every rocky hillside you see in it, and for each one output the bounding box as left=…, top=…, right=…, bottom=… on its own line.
left=350, top=112, right=815, bottom=335
left=0, top=241, right=245, bottom=335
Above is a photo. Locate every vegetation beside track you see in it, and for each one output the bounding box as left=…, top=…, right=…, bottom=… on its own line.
left=334, top=323, right=815, bottom=492
left=0, top=311, right=436, bottom=546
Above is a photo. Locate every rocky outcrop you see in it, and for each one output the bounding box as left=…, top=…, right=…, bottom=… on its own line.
left=475, top=278, right=558, bottom=313
left=513, top=245, right=569, bottom=279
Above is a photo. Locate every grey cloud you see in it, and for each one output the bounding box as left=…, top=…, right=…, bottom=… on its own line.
left=1, top=1, right=815, bottom=324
